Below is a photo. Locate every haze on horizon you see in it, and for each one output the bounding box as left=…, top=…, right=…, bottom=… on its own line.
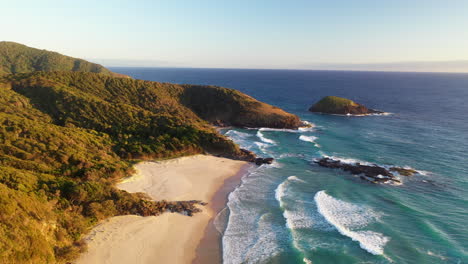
left=2, top=0, right=468, bottom=72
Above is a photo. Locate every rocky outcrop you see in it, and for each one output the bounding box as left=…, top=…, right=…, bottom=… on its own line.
left=228, top=148, right=274, bottom=166
left=255, top=157, right=274, bottom=165
left=315, top=157, right=417, bottom=184
left=309, top=96, right=383, bottom=115
left=181, top=84, right=302, bottom=129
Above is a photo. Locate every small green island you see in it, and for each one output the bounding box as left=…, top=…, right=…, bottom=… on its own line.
left=309, top=96, right=384, bottom=115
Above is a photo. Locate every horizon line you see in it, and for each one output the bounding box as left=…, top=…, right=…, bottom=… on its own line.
left=104, top=65, right=468, bottom=75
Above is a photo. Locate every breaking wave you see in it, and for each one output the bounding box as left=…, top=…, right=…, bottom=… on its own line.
left=256, top=130, right=276, bottom=144
left=314, top=190, right=389, bottom=255
left=299, top=135, right=320, bottom=147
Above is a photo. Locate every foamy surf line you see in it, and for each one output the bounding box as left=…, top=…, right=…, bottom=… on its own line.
left=314, top=191, right=390, bottom=256
left=222, top=166, right=286, bottom=264
left=256, top=129, right=276, bottom=144
left=299, top=135, right=320, bottom=147
left=275, top=176, right=315, bottom=264
left=246, top=121, right=315, bottom=134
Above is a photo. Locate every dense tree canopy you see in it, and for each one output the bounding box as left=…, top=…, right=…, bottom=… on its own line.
left=0, top=42, right=119, bottom=77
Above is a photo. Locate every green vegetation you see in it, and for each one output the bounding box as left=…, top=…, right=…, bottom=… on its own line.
left=0, top=80, right=211, bottom=263
left=309, top=95, right=380, bottom=115
left=0, top=69, right=300, bottom=263
left=0, top=42, right=301, bottom=263
left=0, top=42, right=123, bottom=77
left=7, top=72, right=246, bottom=159
left=181, top=84, right=301, bottom=128
left=310, top=96, right=358, bottom=112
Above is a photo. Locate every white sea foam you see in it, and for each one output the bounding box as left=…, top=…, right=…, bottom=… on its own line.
left=275, top=178, right=305, bottom=231
left=274, top=177, right=332, bottom=262
left=225, top=129, right=250, bottom=138
left=314, top=190, right=389, bottom=255
left=299, top=135, right=320, bottom=147
left=288, top=175, right=306, bottom=183
left=298, top=121, right=316, bottom=132
left=256, top=130, right=276, bottom=144
left=275, top=181, right=329, bottom=230
left=274, top=177, right=310, bottom=258
left=255, top=125, right=314, bottom=133
left=299, top=135, right=318, bottom=143
left=417, top=170, right=430, bottom=176
left=222, top=166, right=294, bottom=264
left=224, top=129, right=255, bottom=150
left=254, top=141, right=271, bottom=154
left=324, top=155, right=372, bottom=166
left=274, top=179, right=287, bottom=203
left=254, top=127, right=299, bottom=133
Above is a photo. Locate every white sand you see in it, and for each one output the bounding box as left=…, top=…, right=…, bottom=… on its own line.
left=77, top=155, right=247, bottom=264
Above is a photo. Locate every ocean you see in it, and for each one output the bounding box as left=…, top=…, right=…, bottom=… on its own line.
left=111, top=67, right=468, bottom=264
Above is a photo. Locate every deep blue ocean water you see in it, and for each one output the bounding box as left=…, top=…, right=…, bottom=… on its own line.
left=111, top=67, right=468, bottom=264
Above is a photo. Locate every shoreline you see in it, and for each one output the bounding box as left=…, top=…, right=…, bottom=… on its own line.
left=77, top=155, right=249, bottom=264
left=192, top=163, right=253, bottom=264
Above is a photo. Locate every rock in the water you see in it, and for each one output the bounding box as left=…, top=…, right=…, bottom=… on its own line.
left=389, top=167, right=417, bottom=176
left=314, top=157, right=413, bottom=184
left=309, top=96, right=383, bottom=115
left=255, top=157, right=274, bottom=165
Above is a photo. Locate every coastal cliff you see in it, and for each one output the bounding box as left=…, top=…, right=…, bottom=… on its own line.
left=181, top=84, right=302, bottom=128
left=0, top=43, right=300, bottom=263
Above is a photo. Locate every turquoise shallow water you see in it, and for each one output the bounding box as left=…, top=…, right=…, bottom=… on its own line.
left=112, top=68, right=468, bottom=264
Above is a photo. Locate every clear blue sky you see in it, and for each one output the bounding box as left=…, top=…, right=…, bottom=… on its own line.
left=2, top=0, right=468, bottom=70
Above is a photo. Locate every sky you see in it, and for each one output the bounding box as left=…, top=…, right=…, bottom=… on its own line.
left=2, top=0, right=468, bottom=71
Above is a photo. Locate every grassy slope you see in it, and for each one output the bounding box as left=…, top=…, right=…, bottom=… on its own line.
left=0, top=71, right=301, bottom=263
left=0, top=42, right=122, bottom=77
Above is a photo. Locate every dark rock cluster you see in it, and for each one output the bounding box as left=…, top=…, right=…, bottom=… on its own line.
left=255, top=157, right=274, bottom=165
left=231, top=148, right=274, bottom=165
left=315, top=157, right=417, bottom=184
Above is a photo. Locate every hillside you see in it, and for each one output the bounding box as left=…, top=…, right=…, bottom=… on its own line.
left=181, top=84, right=301, bottom=128
left=0, top=42, right=126, bottom=77
left=0, top=70, right=301, bottom=263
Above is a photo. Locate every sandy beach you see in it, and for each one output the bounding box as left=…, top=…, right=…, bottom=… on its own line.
left=77, top=155, right=249, bottom=264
